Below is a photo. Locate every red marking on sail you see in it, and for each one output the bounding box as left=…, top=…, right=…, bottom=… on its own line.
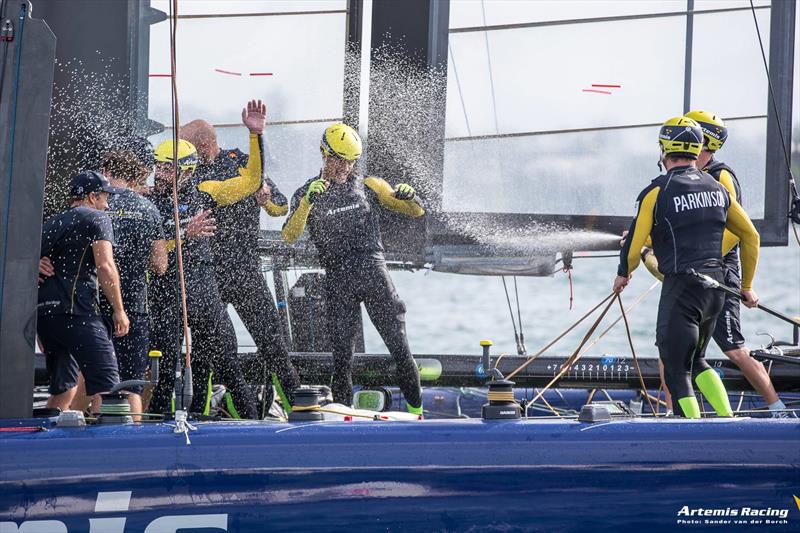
left=215, top=68, right=242, bottom=76
left=249, top=72, right=273, bottom=77
left=591, top=84, right=621, bottom=88
left=582, top=89, right=612, bottom=95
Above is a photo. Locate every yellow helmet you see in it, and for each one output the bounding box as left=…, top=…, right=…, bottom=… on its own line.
left=153, top=139, right=198, bottom=173
left=658, top=116, right=703, bottom=159
left=320, top=123, right=362, bottom=161
left=684, top=110, right=728, bottom=152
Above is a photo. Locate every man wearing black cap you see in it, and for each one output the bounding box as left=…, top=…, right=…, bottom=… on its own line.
left=98, top=148, right=167, bottom=418
left=37, top=170, right=130, bottom=411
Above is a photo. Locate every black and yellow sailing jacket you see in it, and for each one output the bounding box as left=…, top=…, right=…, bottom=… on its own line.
left=705, top=158, right=742, bottom=273
left=151, top=133, right=264, bottom=269
left=618, top=165, right=759, bottom=290
left=195, top=144, right=287, bottom=268
left=282, top=174, right=424, bottom=269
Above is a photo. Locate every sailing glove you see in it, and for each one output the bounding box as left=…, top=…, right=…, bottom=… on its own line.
left=305, top=179, right=328, bottom=204
left=394, top=183, right=416, bottom=201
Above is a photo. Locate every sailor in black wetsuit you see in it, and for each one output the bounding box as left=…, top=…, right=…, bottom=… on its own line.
left=181, top=119, right=301, bottom=409
left=147, top=100, right=266, bottom=419
left=99, top=149, right=167, bottom=419
left=37, top=171, right=129, bottom=411
left=615, top=116, right=760, bottom=419
left=283, top=123, right=424, bottom=415
left=642, top=111, right=788, bottom=417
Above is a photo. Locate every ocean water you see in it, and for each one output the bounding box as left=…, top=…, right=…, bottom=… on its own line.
left=232, top=242, right=800, bottom=360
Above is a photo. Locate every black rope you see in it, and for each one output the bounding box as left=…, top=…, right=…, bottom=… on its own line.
left=749, top=0, right=800, bottom=229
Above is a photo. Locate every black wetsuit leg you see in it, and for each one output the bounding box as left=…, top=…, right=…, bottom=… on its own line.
left=361, top=262, right=422, bottom=409
left=324, top=268, right=362, bottom=406
left=217, top=263, right=301, bottom=404
left=656, top=272, right=725, bottom=417
left=186, top=266, right=257, bottom=419
left=712, top=268, right=746, bottom=353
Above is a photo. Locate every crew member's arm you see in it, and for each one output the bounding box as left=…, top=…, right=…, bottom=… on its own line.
left=717, top=168, right=741, bottom=253
left=640, top=247, right=664, bottom=282
left=165, top=210, right=216, bottom=253
left=196, top=99, right=267, bottom=207
left=724, top=198, right=760, bottom=290
left=93, top=240, right=129, bottom=337
left=364, top=177, right=425, bottom=218
left=148, top=208, right=168, bottom=274
left=197, top=133, right=263, bottom=206
left=282, top=185, right=313, bottom=243
left=149, top=240, right=168, bottom=275
left=617, top=185, right=660, bottom=281
left=256, top=177, right=289, bottom=216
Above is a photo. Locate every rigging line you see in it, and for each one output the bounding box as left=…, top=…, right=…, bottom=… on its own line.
left=577, top=280, right=659, bottom=357
left=450, top=5, right=770, bottom=34
left=480, top=0, right=500, bottom=134
left=513, top=276, right=526, bottom=354
left=506, top=291, right=616, bottom=380
left=501, top=276, right=520, bottom=352
left=748, top=0, right=800, bottom=225
left=534, top=394, right=564, bottom=418
left=161, top=117, right=344, bottom=129
left=526, top=293, right=619, bottom=407
left=617, top=295, right=656, bottom=415
left=445, top=114, right=766, bottom=142
left=168, top=0, right=192, bottom=370
left=447, top=41, right=472, bottom=137
left=172, top=9, right=348, bottom=20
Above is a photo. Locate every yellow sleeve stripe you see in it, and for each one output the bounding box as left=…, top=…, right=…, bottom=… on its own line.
left=725, top=199, right=760, bottom=290
left=263, top=201, right=289, bottom=217
left=282, top=197, right=312, bottom=243
left=196, top=134, right=262, bottom=206
left=717, top=170, right=738, bottom=203
left=166, top=239, right=176, bottom=253
left=626, top=186, right=659, bottom=274
left=363, top=176, right=424, bottom=218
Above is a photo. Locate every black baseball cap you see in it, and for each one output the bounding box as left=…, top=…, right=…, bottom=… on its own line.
left=69, top=170, right=125, bottom=198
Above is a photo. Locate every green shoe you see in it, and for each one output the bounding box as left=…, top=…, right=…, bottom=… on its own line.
left=406, top=403, right=423, bottom=417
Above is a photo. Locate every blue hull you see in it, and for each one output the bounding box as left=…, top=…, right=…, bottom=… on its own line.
left=2, top=418, right=799, bottom=532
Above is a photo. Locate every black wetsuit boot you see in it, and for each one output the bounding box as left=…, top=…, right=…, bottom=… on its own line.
left=324, top=258, right=422, bottom=408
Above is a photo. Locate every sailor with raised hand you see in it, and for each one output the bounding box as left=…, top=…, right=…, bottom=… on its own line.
left=37, top=170, right=128, bottom=411
left=614, top=116, right=760, bottom=419
left=638, top=111, right=791, bottom=418
left=147, top=99, right=267, bottom=419
left=181, top=118, right=301, bottom=410
left=282, top=123, right=425, bottom=415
